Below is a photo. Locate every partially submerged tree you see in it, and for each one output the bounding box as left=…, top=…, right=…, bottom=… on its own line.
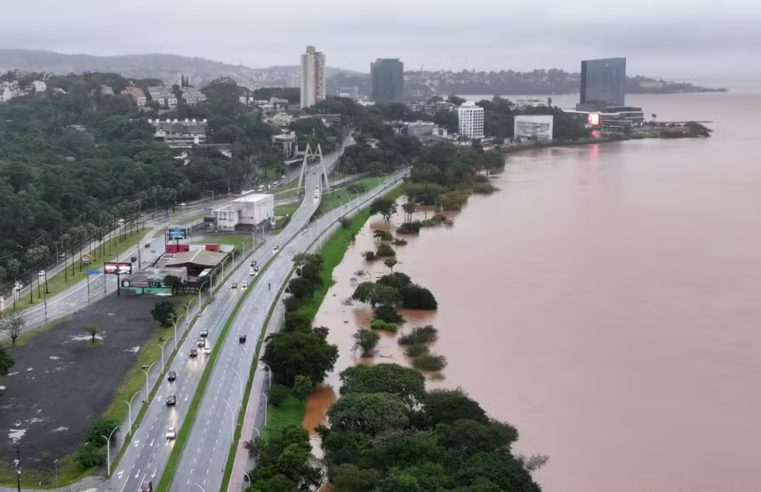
left=0, top=312, right=24, bottom=346
left=84, top=323, right=100, bottom=343
left=151, top=300, right=177, bottom=327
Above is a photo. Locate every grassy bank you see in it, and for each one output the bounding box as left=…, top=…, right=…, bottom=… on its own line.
left=316, top=176, right=385, bottom=217
left=14, top=228, right=147, bottom=311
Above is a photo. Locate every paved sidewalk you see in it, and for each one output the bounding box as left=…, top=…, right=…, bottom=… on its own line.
left=226, top=303, right=281, bottom=492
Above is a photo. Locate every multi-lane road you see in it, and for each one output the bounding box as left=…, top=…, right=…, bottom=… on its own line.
left=101, top=143, right=362, bottom=492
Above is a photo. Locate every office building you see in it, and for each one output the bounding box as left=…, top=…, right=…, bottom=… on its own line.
left=457, top=101, right=485, bottom=140
left=300, top=45, right=326, bottom=108
left=578, top=57, right=626, bottom=110
left=371, top=58, right=404, bottom=103
left=514, top=115, right=554, bottom=141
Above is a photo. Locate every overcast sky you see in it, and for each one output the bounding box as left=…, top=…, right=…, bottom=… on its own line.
left=1, top=0, right=759, bottom=83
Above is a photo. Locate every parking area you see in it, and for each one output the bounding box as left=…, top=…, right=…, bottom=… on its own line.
left=0, top=295, right=158, bottom=471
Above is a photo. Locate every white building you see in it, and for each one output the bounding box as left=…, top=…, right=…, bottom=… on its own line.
left=148, top=87, right=178, bottom=109
left=182, top=89, right=207, bottom=105
left=514, top=115, right=554, bottom=142
left=32, top=80, right=47, bottom=93
left=0, top=86, right=13, bottom=103
left=148, top=119, right=207, bottom=149
left=211, top=194, right=275, bottom=231
left=300, top=45, right=326, bottom=109
left=457, top=101, right=485, bottom=140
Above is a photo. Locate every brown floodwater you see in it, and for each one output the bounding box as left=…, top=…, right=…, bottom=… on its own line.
left=305, top=92, right=761, bottom=491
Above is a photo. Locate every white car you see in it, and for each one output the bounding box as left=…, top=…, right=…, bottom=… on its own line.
left=166, top=427, right=176, bottom=439
left=249, top=267, right=257, bottom=276
left=203, top=344, right=211, bottom=355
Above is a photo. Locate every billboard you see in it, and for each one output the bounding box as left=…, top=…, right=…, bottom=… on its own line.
left=514, top=115, right=554, bottom=142
left=104, top=262, right=132, bottom=275
left=167, top=227, right=187, bottom=240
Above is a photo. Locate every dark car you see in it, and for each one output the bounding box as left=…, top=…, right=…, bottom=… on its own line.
left=197, top=339, right=205, bottom=347
left=166, top=394, right=176, bottom=406
left=199, top=329, right=208, bottom=338
left=232, top=283, right=238, bottom=289
left=239, top=334, right=247, bottom=343
left=189, top=348, right=198, bottom=358
left=167, top=371, right=177, bottom=382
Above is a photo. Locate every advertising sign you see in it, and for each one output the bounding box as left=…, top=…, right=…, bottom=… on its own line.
left=104, top=262, right=132, bottom=275
left=167, top=227, right=187, bottom=240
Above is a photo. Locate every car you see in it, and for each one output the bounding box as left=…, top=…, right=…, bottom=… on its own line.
left=250, top=260, right=257, bottom=267
left=166, top=427, right=176, bottom=440
left=203, top=345, right=211, bottom=355
left=241, top=282, right=248, bottom=290
left=166, top=394, right=176, bottom=406
left=199, top=329, right=208, bottom=338
left=189, top=348, right=198, bottom=358
left=273, top=245, right=280, bottom=253
left=232, top=283, right=238, bottom=289
left=239, top=334, right=247, bottom=343
left=249, top=267, right=256, bottom=276
left=197, top=339, right=205, bottom=347
left=144, top=242, right=151, bottom=248
left=140, top=481, right=153, bottom=492
left=167, top=371, right=177, bottom=382
left=314, top=190, right=320, bottom=199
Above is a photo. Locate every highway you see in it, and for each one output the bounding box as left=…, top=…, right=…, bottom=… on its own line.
left=9, top=198, right=231, bottom=334
left=101, top=144, right=350, bottom=492
left=172, top=169, right=407, bottom=492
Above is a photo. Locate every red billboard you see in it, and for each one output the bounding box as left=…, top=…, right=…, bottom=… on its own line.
left=104, top=262, right=132, bottom=275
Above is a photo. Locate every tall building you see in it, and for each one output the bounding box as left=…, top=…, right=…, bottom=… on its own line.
left=578, top=57, right=626, bottom=110
left=371, top=58, right=404, bottom=103
left=457, top=101, right=484, bottom=140
left=300, top=45, right=326, bottom=108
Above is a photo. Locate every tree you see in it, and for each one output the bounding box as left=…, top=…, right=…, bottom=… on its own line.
left=353, top=329, right=380, bottom=357
left=0, top=312, right=24, bottom=345
left=287, top=277, right=316, bottom=299
left=400, top=284, right=438, bottom=310
left=263, top=329, right=338, bottom=386
left=250, top=424, right=321, bottom=490
left=424, top=390, right=488, bottom=426
left=352, top=282, right=400, bottom=308
left=377, top=272, right=412, bottom=290
left=292, top=374, right=313, bottom=400
left=370, top=197, right=397, bottom=222
left=243, top=438, right=259, bottom=457
left=151, top=300, right=176, bottom=327
left=269, top=384, right=291, bottom=406
left=384, top=258, right=397, bottom=272
left=375, top=243, right=396, bottom=258
left=328, top=392, right=410, bottom=436
left=340, top=364, right=425, bottom=405
left=85, top=418, right=120, bottom=445
left=0, top=346, right=14, bottom=376
left=401, top=199, right=418, bottom=221
left=331, top=464, right=381, bottom=492
left=164, top=275, right=183, bottom=295
left=83, top=323, right=100, bottom=343
left=73, top=442, right=105, bottom=469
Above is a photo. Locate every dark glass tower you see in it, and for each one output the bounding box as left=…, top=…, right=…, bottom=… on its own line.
left=579, top=57, right=626, bottom=110
left=371, top=59, right=404, bottom=104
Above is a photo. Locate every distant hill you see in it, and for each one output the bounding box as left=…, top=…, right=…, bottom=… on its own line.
left=0, top=49, right=357, bottom=88
left=0, top=49, right=725, bottom=96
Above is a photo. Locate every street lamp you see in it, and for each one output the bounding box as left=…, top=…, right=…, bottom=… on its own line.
left=122, top=390, right=140, bottom=435
left=141, top=361, right=156, bottom=403
left=262, top=393, right=268, bottom=425
left=183, top=302, right=192, bottom=329
left=53, top=458, right=58, bottom=487
left=260, top=363, right=272, bottom=391
left=100, top=425, right=119, bottom=477
left=155, top=339, right=169, bottom=372
left=172, top=319, right=180, bottom=351
left=244, top=472, right=251, bottom=489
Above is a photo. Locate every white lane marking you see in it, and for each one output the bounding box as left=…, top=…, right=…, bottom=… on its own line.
left=149, top=438, right=155, bottom=447
left=133, top=468, right=141, bottom=479
left=133, top=439, right=140, bottom=447
left=116, top=470, right=124, bottom=480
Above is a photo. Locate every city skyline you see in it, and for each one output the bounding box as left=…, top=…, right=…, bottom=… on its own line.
left=0, top=0, right=759, bottom=84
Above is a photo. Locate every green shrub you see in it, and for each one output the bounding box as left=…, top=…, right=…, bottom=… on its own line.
left=392, top=238, right=408, bottom=246
left=85, top=418, right=120, bottom=445
left=398, top=325, right=438, bottom=345
left=340, top=217, right=352, bottom=229
left=375, top=243, right=396, bottom=257
left=269, top=384, right=291, bottom=406
left=363, top=250, right=377, bottom=261
left=411, top=353, right=447, bottom=371
left=400, top=284, right=438, bottom=310
left=73, top=442, right=105, bottom=469
left=370, top=319, right=398, bottom=332
left=397, top=222, right=422, bottom=235
left=373, top=229, right=394, bottom=241
left=353, top=329, right=380, bottom=357
left=404, top=344, right=430, bottom=358
left=373, top=304, right=404, bottom=324
left=472, top=182, right=497, bottom=194
left=377, top=272, right=412, bottom=290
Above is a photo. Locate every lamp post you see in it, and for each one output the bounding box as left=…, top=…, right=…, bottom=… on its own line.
left=141, top=361, right=156, bottom=402
left=260, top=362, right=272, bottom=391
left=172, top=319, right=179, bottom=351
left=100, top=425, right=119, bottom=477
left=183, top=302, right=192, bottom=329
left=53, top=458, right=58, bottom=487
left=155, top=339, right=168, bottom=372
left=262, top=393, right=268, bottom=425
left=244, top=472, right=251, bottom=489
left=13, top=445, right=20, bottom=492
left=123, top=390, right=140, bottom=435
